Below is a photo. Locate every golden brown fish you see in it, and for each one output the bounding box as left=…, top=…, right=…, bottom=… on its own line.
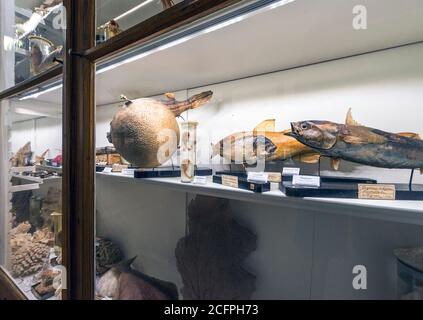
left=211, top=119, right=320, bottom=165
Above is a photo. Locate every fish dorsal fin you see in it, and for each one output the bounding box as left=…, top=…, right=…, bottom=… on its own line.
left=115, top=256, right=137, bottom=271
left=253, top=119, right=275, bottom=134
left=345, top=108, right=362, bottom=126
left=397, top=132, right=422, bottom=140
left=165, top=92, right=176, bottom=101
left=120, top=94, right=132, bottom=106
left=294, top=153, right=320, bottom=164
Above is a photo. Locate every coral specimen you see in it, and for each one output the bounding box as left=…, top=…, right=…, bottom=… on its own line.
left=96, top=237, right=123, bottom=275
left=175, top=195, right=257, bottom=300
left=10, top=223, right=54, bottom=278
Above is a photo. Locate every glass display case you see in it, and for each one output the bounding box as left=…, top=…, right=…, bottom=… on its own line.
left=2, top=0, right=423, bottom=301
left=0, top=81, right=63, bottom=300
left=1, top=0, right=65, bottom=89
left=96, top=0, right=183, bottom=44
left=93, top=0, right=423, bottom=300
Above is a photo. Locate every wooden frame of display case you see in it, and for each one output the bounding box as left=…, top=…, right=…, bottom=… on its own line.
left=0, top=268, right=27, bottom=300
left=0, top=0, right=244, bottom=300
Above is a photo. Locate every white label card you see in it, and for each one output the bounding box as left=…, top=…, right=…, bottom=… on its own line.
left=103, top=167, right=112, bottom=173
left=193, top=176, right=207, bottom=185
left=122, top=169, right=135, bottom=176
left=292, top=175, right=321, bottom=187
left=247, top=172, right=268, bottom=183
left=283, top=167, right=301, bottom=175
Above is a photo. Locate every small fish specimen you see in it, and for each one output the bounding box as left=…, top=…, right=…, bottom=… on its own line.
left=161, top=0, right=175, bottom=10
left=107, top=91, right=213, bottom=168
left=211, top=119, right=320, bottom=165
left=287, top=109, right=423, bottom=172
left=98, top=19, right=122, bottom=41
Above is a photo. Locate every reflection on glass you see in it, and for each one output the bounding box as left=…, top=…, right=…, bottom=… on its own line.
left=96, top=0, right=182, bottom=44
left=1, top=0, right=65, bottom=89
left=3, top=89, right=63, bottom=300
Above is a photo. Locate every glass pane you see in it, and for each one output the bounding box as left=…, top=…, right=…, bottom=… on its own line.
left=0, top=0, right=66, bottom=90
left=96, top=0, right=183, bottom=44
left=0, top=82, right=64, bottom=300
left=94, top=0, right=423, bottom=300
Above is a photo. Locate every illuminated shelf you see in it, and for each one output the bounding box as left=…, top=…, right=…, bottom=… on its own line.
left=97, top=172, right=423, bottom=226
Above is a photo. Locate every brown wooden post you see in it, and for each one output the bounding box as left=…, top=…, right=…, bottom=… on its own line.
left=62, top=0, right=96, bottom=300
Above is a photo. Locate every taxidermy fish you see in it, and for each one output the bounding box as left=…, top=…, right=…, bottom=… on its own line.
left=107, top=91, right=213, bottom=168
left=211, top=119, right=320, bottom=165
left=287, top=109, right=423, bottom=172
left=96, top=257, right=178, bottom=300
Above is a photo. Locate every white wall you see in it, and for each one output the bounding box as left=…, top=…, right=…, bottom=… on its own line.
left=96, top=42, right=423, bottom=183
left=9, top=42, right=423, bottom=299
left=95, top=43, right=423, bottom=299
left=10, top=117, right=62, bottom=160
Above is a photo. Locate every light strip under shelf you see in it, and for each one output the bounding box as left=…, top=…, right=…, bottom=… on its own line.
left=97, top=0, right=295, bottom=74
left=18, top=0, right=295, bottom=100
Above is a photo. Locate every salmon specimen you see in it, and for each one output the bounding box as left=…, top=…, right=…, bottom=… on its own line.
left=211, top=119, right=320, bottom=165
left=107, top=91, right=213, bottom=168
left=287, top=109, right=423, bottom=172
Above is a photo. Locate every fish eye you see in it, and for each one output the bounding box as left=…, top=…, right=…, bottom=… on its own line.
left=301, top=123, right=308, bottom=130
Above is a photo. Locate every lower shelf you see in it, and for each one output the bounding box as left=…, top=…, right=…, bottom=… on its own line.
left=96, top=172, right=423, bottom=225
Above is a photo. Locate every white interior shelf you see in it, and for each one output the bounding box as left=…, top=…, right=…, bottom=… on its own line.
left=97, top=172, right=423, bottom=226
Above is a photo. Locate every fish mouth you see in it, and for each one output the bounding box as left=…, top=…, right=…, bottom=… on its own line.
left=190, top=90, right=213, bottom=105
left=285, top=122, right=300, bottom=138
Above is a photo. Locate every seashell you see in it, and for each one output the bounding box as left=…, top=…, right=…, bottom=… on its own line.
left=96, top=257, right=178, bottom=300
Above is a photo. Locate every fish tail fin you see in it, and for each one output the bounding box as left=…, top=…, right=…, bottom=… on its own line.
left=170, top=91, right=213, bottom=116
